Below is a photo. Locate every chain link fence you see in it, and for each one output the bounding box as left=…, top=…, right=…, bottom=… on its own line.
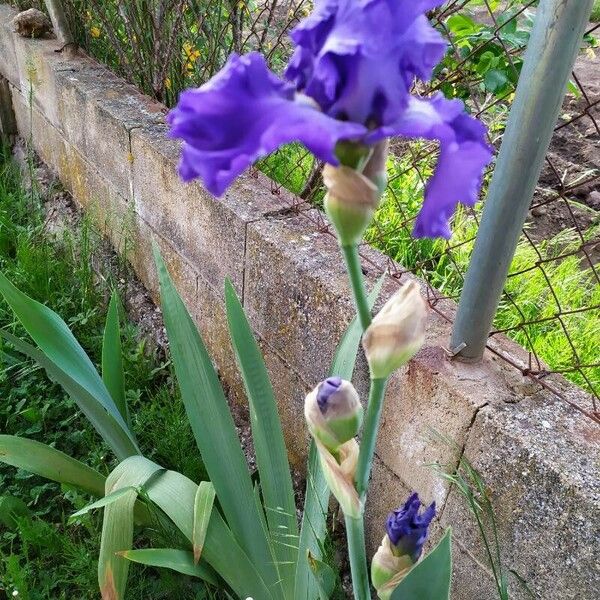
left=10, top=0, right=600, bottom=422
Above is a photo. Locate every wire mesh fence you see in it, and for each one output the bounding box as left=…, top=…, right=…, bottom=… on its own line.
left=10, top=1, right=600, bottom=422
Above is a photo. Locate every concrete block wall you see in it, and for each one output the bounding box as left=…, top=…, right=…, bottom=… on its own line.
left=0, top=6, right=598, bottom=598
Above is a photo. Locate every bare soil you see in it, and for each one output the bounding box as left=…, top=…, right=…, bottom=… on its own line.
left=529, top=46, right=600, bottom=248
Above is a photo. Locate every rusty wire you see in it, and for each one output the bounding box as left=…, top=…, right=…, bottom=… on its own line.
left=11, top=0, right=600, bottom=422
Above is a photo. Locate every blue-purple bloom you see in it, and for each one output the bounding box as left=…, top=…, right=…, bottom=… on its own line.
left=167, top=0, right=493, bottom=238
left=386, top=492, right=436, bottom=562
left=317, top=376, right=343, bottom=413
left=167, top=52, right=364, bottom=196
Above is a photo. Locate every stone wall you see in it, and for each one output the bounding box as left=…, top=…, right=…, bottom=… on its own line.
left=0, top=5, right=598, bottom=598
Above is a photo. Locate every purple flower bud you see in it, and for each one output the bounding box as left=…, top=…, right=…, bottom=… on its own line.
left=386, top=492, right=436, bottom=562
left=317, top=376, right=343, bottom=412
left=305, top=378, right=362, bottom=453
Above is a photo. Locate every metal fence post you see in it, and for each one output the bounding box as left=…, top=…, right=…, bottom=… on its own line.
left=0, top=75, right=17, bottom=143
left=450, top=0, right=595, bottom=361
left=44, top=0, right=75, bottom=50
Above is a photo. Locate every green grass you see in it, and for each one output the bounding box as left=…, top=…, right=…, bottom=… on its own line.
left=0, top=145, right=207, bottom=599
left=366, top=151, right=600, bottom=394
left=592, top=1, right=600, bottom=23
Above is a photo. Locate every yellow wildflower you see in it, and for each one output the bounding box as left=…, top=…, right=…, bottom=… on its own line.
left=183, top=42, right=201, bottom=72
left=90, top=26, right=101, bottom=38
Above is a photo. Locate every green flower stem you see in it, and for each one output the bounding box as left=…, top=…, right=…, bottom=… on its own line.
left=355, top=377, right=388, bottom=498
left=341, top=244, right=372, bottom=331
left=339, top=240, right=388, bottom=599
left=345, top=514, right=372, bottom=600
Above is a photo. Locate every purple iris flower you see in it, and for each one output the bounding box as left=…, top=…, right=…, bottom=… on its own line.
left=167, top=53, right=365, bottom=196
left=167, top=0, right=493, bottom=238
left=386, top=492, right=436, bottom=562
left=317, top=376, right=343, bottom=413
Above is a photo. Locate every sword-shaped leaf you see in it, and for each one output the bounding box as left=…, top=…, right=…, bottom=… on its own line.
left=118, top=548, right=218, bottom=585
left=225, top=278, right=298, bottom=597
left=98, top=457, right=164, bottom=600
left=0, top=434, right=105, bottom=497
left=193, top=481, right=216, bottom=564
left=0, top=272, right=124, bottom=425
left=70, top=486, right=137, bottom=520
left=390, top=528, right=452, bottom=600
left=154, top=248, right=279, bottom=595
left=102, top=291, right=128, bottom=426
left=0, top=330, right=139, bottom=460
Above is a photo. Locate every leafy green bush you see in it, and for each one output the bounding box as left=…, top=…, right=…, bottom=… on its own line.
left=592, top=0, right=600, bottom=22
left=438, top=8, right=534, bottom=100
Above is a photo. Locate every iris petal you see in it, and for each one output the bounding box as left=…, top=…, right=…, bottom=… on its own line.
left=167, top=52, right=366, bottom=196
left=369, top=94, right=493, bottom=238
left=286, top=0, right=447, bottom=125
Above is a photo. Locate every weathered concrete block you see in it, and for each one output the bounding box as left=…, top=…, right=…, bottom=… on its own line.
left=260, top=343, right=312, bottom=467
left=10, top=85, right=67, bottom=172
left=11, top=34, right=83, bottom=128
left=440, top=394, right=600, bottom=600
left=0, top=5, right=18, bottom=87
left=450, top=543, right=500, bottom=600
left=376, top=341, right=487, bottom=507
left=126, top=216, right=197, bottom=311
left=123, top=212, right=240, bottom=387
left=131, top=126, right=286, bottom=295
left=57, top=146, right=133, bottom=255
left=11, top=87, right=133, bottom=254
left=244, top=211, right=362, bottom=387
left=54, top=65, right=165, bottom=201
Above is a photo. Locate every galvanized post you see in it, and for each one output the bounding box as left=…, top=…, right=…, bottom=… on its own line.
left=450, top=0, right=595, bottom=361
left=0, top=75, right=17, bottom=143
left=44, top=0, right=75, bottom=50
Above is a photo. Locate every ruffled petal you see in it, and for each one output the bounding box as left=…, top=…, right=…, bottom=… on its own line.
left=369, top=93, right=493, bottom=238
left=167, top=52, right=366, bottom=196
left=286, top=0, right=447, bottom=126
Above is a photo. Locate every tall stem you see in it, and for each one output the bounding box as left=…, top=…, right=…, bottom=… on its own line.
left=355, top=377, right=388, bottom=497
left=345, top=515, right=371, bottom=600
left=341, top=244, right=372, bottom=331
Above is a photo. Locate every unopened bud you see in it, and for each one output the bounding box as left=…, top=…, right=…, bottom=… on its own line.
left=371, top=535, right=413, bottom=599
left=371, top=493, right=436, bottom=599
left=305, top=377, right=363, bottom=517
left=323, top=164, right=380, bottom=246
left=305, top=377, right=363, bottom=453
left=363, top=281, right=427, bottom=379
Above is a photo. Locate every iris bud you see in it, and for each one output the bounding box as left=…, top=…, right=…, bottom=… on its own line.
left=305, top=378, right=363, bottom=517
left=363, top=281, right=427, bottom=379
left=323, top=164, right=380, bottom=246
left=371, top=493, right=436, bottom=599
left=362, top=140, right=389, bottom=196
left=304, top=377, right=363, bottom=454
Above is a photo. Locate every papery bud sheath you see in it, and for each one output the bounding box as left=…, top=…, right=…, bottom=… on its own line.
left=363, top=281, right=427, bottom=379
